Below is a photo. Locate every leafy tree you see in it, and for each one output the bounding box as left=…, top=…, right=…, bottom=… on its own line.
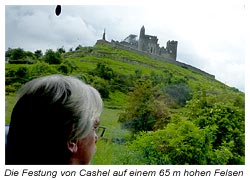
left=43, top=49, right=62, bottom=64
left=170, top=75, right=188, bottom=84
left=63, top=60, right=78, bottom=73
left=118, top=80, right=170, bottom=134
left=110, top=74, right=133, bottom=93
left=29, top=62, right=58, bottom=77
left=75, top=45, right=83, bottom=51
left=91, top=63, right=115, bottom=80
left=90, top=76, right=110, bottom=98
left=25, top=51, right=36, bottom=59
left=57, top=63, right=70, bottom=74
left=134, top=69, right=142, bottom=79
left=9, top=48, right=26, bottom=60
left=163, top=82, right=192, bottom=107
left=34, top=50, right=43, bottom=59
left=5, top=66, right=30, bottom=92
left=119, top=119, right=238, bottom=165
left=5, top=48, right=13, bottom=57
left=15, top=66, right=28, bottom=79
left=57, top=47, right=66, bottom=54
left=185, top=96, right=245, bottom=164
left=150, top=70, right=172, bottom=87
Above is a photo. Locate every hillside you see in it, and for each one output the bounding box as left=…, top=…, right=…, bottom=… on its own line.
left=5, top=43, right=245, bottom=164
left=63, top=43, right=244, bottom=108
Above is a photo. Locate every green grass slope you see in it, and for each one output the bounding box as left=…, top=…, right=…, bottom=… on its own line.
left=5, top=43, right=244, bottom=164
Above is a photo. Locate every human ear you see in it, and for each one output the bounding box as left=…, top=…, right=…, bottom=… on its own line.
left=67, top=140, right=78, bottom=153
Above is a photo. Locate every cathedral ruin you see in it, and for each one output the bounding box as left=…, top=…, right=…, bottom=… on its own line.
left=120, top=26, right=178, bottom=60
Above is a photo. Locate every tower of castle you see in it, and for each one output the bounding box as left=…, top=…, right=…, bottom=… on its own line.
left=138, top=26, right=145, bottom=51
left=102, top=29, right=106, bottom=41
left=166, top=40, right=178, bottom=60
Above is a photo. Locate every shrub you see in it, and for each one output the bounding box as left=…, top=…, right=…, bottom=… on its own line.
left=118, top=119, right=241, bottom=165
left=57, top=63, right=70, bottom=74
left=119, top=120, right=210, bottom=164
left=91, top=76, right=110, bottom=99
left=118, top=80, right=170, bottom=134
left=90, top=63, right=115, bottom=80
left=186, top=98, right=245, bottom=164
left=44, top=49, right=62, bottom=64
left=163, top=82, right=192, bottom=107
left=29, top=62, right=58, bottom=78
left=9, top=48, right=26, bottom=60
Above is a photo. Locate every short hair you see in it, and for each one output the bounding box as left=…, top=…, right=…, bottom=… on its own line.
left=6, top=74, right=103, bottom=164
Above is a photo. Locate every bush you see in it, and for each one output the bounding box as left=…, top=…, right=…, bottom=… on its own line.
left=34, top=50, right=43, bottom=59
left=119, top=120, right=210, bottom=164
left=44, top=49, right=62, bottom=64
left=90, top=63, right=115, bottom=80
left=186, top=98, right=245, bottom=164
left=119, top=119, right=240, bottom=165
left=57, top=63, right=70, bottom=74
left=163, top=82, right=192, bottom=107
left=9, top=48, right=26, bottom=60
left=29, top=62, right=58, bottom=78
left=90, top=76, right=110, bottom=99
left=118, top=80, right=170, bottom=134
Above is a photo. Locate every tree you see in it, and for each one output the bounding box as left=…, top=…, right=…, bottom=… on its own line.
left=5, top=48, right=12, bottom=57
left=43, top=49, right=62, bottom=64
left=57, top=47, right=66, bottom=54
left=119, top=119, right=238, bottom=165
left=185, top=96, right=245, bottom=164
left=119, top=120, right=211, bottom=164
left=29, top=62, right=58, bottom=77
left=75, top=45, right=82, bottom=51
left=9, top=48, right=25, bottom=60
left=57, top=63, right=70, bottom=74
left=34, top=50, right=43, bottom=59
left=91, top=76, right=110, bottom=98
left=163, top=82, right=192, bottom=107
left=91, top=63, right=115, bottom=80
left=118, top=80, right=170, bottom=134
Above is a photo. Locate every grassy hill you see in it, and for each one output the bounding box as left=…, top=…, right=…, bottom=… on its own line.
left=5, top=43, right=245, bottom=164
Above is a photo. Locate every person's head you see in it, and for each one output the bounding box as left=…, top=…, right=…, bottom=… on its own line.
left=6, top=74, right=103, bottom=165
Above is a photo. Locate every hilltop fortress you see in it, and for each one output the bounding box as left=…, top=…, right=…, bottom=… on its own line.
left=96, top=26, right=215, bottom=79
left=121, top=26, right=178, bottom=60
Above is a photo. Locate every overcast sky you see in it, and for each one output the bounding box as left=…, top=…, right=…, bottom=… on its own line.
left=5, top=1, right=247, bottom=92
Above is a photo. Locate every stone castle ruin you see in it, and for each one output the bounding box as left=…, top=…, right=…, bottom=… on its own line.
left=96, top=26, right=215, bottom=79
left=120, top=26, right=178, bottom=60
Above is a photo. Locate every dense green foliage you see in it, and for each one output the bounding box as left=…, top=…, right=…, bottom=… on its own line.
left=118, top=80, right=170, bottom=133
left=117, top=99, right=244, bottom=165
left=5, top=45, right=245, bottom=164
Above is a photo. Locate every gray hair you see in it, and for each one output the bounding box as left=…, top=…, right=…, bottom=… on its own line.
left=17, top=74, right=103, bottom=140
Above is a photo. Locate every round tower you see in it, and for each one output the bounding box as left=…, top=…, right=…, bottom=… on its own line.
left=138, top=26, right=145, bottom=51
left=102, top=29, right=106, bottom=41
